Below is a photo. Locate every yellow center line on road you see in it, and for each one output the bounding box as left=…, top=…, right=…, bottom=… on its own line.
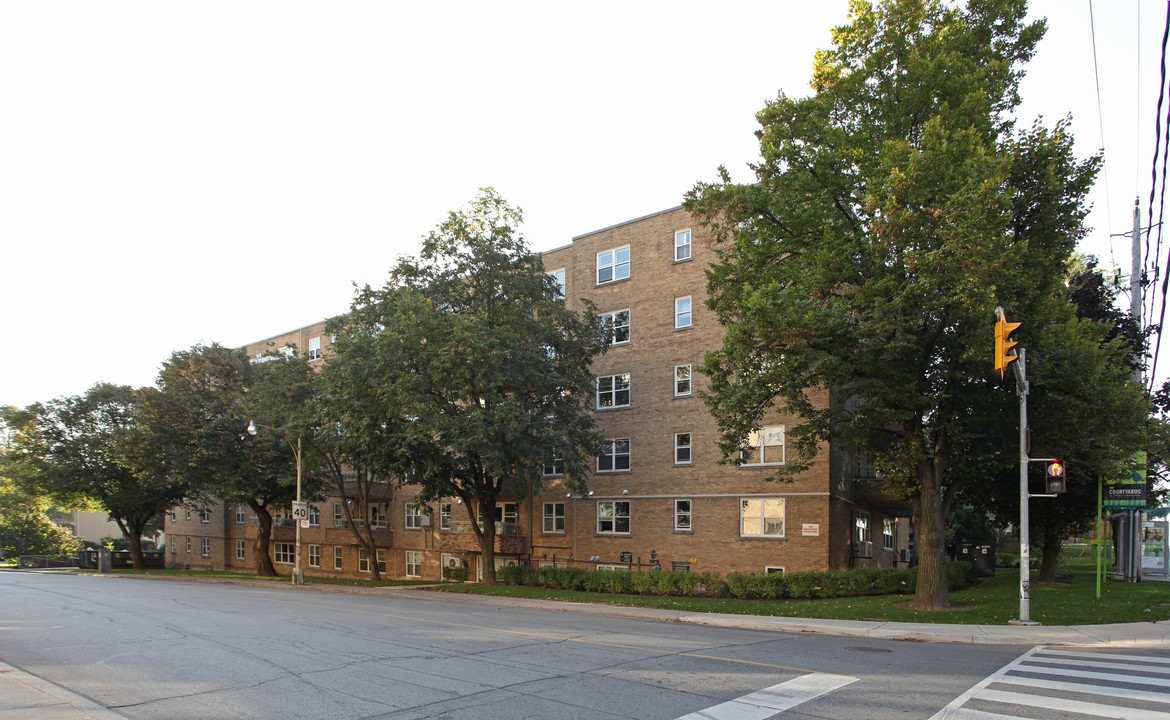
left=260, top=595, right=857, bottom=678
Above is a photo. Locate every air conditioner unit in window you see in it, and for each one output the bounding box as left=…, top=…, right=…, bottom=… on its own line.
left=420, top=515, right=432, bottom=527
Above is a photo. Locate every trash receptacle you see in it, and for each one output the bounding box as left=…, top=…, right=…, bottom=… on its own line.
left=97, top=548, right=112, bottom=573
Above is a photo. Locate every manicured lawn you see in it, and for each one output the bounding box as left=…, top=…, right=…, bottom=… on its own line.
left=432, top=546, right=1170, bottom=626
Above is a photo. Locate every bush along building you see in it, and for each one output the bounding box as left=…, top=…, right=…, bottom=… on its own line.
left=163, top=207, right=912, bottom=580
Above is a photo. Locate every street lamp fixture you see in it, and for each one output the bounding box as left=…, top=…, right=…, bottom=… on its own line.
left=246, top=419, right=304, bottom=586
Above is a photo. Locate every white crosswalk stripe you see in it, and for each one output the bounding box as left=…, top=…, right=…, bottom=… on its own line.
left=931, top=646, right=1170, bottom=719
left=674, top=672, right=858, bottom=720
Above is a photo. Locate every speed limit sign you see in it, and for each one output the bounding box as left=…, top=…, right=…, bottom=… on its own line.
left=291, top=501, right=308, bottom=520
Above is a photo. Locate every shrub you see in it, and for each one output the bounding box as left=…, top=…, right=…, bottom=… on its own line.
left=442, top=565, right=468, bottom=582
left=726, top=572, right=761, bottom=599
left=631, top=570, right=655, bottom=594
left=786, top=571, right=822, bottom=598
left=696, top=572, right=729, bottom=598
left=496, top=564, right=528, bottom=585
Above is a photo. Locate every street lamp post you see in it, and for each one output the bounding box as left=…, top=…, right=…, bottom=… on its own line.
left=246, top=420, right=304, bottom=586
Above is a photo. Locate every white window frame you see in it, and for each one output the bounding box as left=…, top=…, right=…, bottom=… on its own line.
left=201, top=537, right=210, bottom=557
left=334, top=546, right=343, bottom=570
left=674, top=499, right=692, bottom=532
left=601, top=309, right=631, bottom=345
left=185, top=537, right=191, bottom=553
left=675, top=229, right=692, bottom=261
left=359, top=548, right=370, bottom=573
left=199, top=507, right=211, bottom=523
left=543, top=502, right=565, bottom=533
left=309, top=337, right=322, bottom=360
left=740, top=498, right=785, bottom=538
left=883, top=518, right=895, bottom=551
left=542, top=457, right=564, bottom=477
left=597, top=500, right=631, bottom=534
left=674, top=365, right=692, bottom=397
left=597, top=245, right=630, bottom=284
left=440, top=502, right=452, bottom=531
left=765, top=566, right=786, bottom=573
left=334, top=503, right=343, bottom=523
left=235, top=539, right=246, bottom=560
left=308, top=544, right=320, bottom=568
left=596, top=373, right=630, bottom=409
left=235, top=505, right=246, bottom=524
left=675, top=296, right=692, bottom=329
left=376, top=549, right=386, bottom=573
left=171, top=537, right=176, bottom=553
left=274, top=542, right=294, bottom=564
left=308, top=505, right=320, bottom=527
left=547, top=268, right=566, bottom=298
left=740, top=425, right=786, bottom=466
left=405, top=550, right=421, bottom=577
left=855, top=511, right=872, bottom=555
left=674, top=433, right=692, bottom=465
left=405, top=504, right=422, bottom=530
left=597, top=438, right=631, bottom=472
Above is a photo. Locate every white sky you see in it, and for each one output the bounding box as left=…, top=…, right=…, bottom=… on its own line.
left=1, top=1, right=1164, bottom=408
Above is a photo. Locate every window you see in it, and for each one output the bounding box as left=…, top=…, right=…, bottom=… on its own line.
left=309, top=337, right=321, bottom=360
left=597, top=246, right=630, bottom=284
left=369, top=503, right=387, bottom=529
left=307, top=505, right=320, bottom=527
left=274, top=542, right=294, bottom=564
left=674, top=433, right=692, bottom=465
left=334, top=503, right=343, bottom=523
left=598, top=438, right=630, bottom=472
left=405, top=550, right=421, bottom=577
left=359, top=548, right=370, bottom=573
left=674, top=365, right=692, bottom=396
left=542, top=457, right=564, bottom=477
left=883, top=518, right=895, bottom=551
left=308, top=545, right=320, bottom=568
left=675, top=297, right=692, bottom=329
left=855, top=511, right=872, bottom=555
left=601, top=309, right=631, bottom=345
left=740, top=425, right=785, bottom=465
left=765, top=566, right=785, bottom=573
left=548, top=268, right=566, bottom=298
left=597, top=373, right=630, bottom=409
left=235, top=505, right=246, bottom=524
left=741, top=498, right=785, bottom=537
left=185, top=537, right=191, bottom=553
left=674, top=499, right=692, bottom=531
left=376, top=549, right=387, bottom=574
left=440, top=502, right=452, bottom=531
left=543, top=502, right=565, bottom=533
left=201, top=537, right=210, bottom=557
left=334, top=546, right=343, bottom=570
left=405, top=504, right=422, bottom=530
left=597, top=501, right=630, bottom=534
left=675, top=229, right=692, bottom=261
left=185, top=508, right=191, bottom=521
left=170, top=537, right=175, bottom=553
left=236, top=539, right=246, bottom=560
left=170, top=508, right=176, bottom=522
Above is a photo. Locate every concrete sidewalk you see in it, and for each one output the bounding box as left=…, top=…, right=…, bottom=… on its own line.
left=2, top=573, right=1167, bottom=720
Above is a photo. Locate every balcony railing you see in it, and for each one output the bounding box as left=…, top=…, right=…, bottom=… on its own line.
left=332, top=519, right=389, bottom=530
left=447, top=521, right=523, bottom=537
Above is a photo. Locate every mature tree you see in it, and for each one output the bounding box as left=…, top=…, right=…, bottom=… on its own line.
left=134, top=344, right=325, bottom=576
left=327, top=188, right=608, bottom=583
left=683, top=0, right=1119, bottom=609
left=0, top=408, right=82, bottom=559
left=0, top=386, right=185, bottom=569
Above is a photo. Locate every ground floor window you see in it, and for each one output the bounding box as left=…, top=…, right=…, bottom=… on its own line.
left=308, top=545, right=320, bottom=568
left=543, top=502, right=565, bottom=533
left=334, top=546, right=343, bottom=570
left=359, top=548, right=370, bottom=573
left=235, top=539, right=246, bottom=560
left=883, top=518, right=895, bottom=551
left=201, top=537, right=210, bottom=557
left=185, top=537, right=191, bottom=553
left=376, top=549, right=387, bottom=574
left=405, top=550, right=421, bottom=577
left=765, top=566, right=785, bottom=573
left=597, top=500, right=630, bottom=534
left=274, top=542, right=294, bottom=564
left=740, top=498, right=785, bottom=537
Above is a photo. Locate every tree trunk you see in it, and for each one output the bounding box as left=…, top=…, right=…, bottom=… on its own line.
left=250, top=500, right=278, bottom=576
left=909, top=451, right=950, bottom=610
left=469, top=500, right=498, bottom=584
left=1037, top=527, right=1062, bottom=583
left=112, top=516, right=146, bottom=570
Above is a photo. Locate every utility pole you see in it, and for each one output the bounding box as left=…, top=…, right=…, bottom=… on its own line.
left=1127, top=200, right=1144, bottom=582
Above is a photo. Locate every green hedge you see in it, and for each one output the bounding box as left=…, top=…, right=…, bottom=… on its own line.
left=499, top=561, right=974, bottom=600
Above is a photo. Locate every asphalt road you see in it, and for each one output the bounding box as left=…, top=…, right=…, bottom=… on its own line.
left=0, top=572, right=1164, bottom=719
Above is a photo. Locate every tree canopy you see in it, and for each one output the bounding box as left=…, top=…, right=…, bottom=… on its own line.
left=685, top=0, right=1144, bottom=609
left=326, top=188, right=609, bottom=583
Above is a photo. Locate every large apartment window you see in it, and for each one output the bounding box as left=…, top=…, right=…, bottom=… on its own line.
left=883, top=518, right=895, bottom=551
left=597, top=373, right=630, bottom=409
left=334, top=546, right=343, bottom=570
left=334, top=503, right=343, bottom=524
left=543, top=502, right=565, bottom=533
left=597, top=246, right=630, bottom=284
left=405, top=504, right=422, bottom=530
left=274, top=542, right=294, bottom=564
left=598, top=438, right=631, bottom=472
left=741, top=498, right=785, bottom=538
left=547, top=268, right=565, bottom=298
left=597, top=500, right=630, bottom=534
left=675, top=229, right=692, bottom=261
left=359, top=548, right=370, bottom=573
left=235, top=505, right=246, bottom=524
left=199, top=508, right=210, bottom=523
left=543, top=457, right=564, bottom=477
left=235, top=539, right=246, bottom=560
left=376, top=549, right=387, bottom=574
left=674, top=433, right=692, bottom=465
left=440, top=502, right=452, bottom=531
left=308, top=545, right=321, bottom=568
left=185, top=537, right=191, bottom=553
left=675, top=297, right=692, bottom=329
left=740, top=425, right=785, bottom=465
left=201, top=537, right=210, bottom=557
left=405, top=551, right=421, bottom=577
left=674, top=365, right=692, bottom=396
left=309, top=337, right=322, bottom=360
left=601, top=309, right=631, bottom=345
left=674, top=499, right=692, bottom=531
left=855, top=511, right=872, bottom=555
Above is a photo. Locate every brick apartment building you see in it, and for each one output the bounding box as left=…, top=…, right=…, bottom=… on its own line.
left=164, top=207, right=912, bottom=580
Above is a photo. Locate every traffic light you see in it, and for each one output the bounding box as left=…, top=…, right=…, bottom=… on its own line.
left=994, top=313, right=1022, bottom=377
left=1046, top=460, right=1066, bottom=494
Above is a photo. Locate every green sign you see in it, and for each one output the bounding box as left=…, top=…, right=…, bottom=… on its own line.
left=1104, top=452, right=1147, bottom=509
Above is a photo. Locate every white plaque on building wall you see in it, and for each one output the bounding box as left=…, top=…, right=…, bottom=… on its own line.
left=802, top=523, right=820, bottom=537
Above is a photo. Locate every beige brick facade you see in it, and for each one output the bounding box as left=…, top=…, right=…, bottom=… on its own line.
left=165, top=207, right=912, bottom=580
